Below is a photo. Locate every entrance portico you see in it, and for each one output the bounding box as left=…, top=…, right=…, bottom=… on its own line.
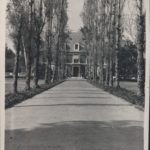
left=72, top=65, right=80, bottom=77
left=72, top=65, right=86, bottom=77
left=73, top=66, right=80, bottom=77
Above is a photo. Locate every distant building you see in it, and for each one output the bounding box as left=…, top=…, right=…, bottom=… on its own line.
left=66, top=32, right=88, bottom=77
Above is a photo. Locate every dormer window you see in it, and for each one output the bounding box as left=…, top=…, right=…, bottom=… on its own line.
left=74, top=43, right=79, bottom=51
left=75, top=44, right=78, bottom=49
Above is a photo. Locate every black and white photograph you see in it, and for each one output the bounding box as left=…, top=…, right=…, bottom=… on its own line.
left=0, top=0, right=149, bottom=149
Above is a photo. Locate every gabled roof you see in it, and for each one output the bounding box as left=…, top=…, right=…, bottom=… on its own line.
left=70, top=32, right=83, bottom=43
left=68, top=31, right=84, bottom=51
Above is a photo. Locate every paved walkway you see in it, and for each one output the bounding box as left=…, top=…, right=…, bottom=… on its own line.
left=5, top=78, right=144, bottom=150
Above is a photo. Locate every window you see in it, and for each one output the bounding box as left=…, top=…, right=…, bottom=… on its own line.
left=74, top=44, right=79, bottom=51
left=74, top=59, right=79, bottom=63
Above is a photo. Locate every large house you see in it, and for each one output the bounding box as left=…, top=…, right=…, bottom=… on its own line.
left=66, top=32, right=88, bottom=78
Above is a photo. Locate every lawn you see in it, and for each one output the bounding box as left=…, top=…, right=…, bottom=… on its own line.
left=6, top=78, right=138, bottom=95
left=120, top=81, right=138, bottom=94
left=5, top=78, right=45, bottom=94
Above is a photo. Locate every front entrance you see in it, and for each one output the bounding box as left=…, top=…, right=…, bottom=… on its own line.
left=73, top=67, right=79, bottom=77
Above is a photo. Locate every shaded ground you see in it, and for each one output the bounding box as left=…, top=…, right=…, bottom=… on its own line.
left=5, top=78, right=44, bottom=94
left=5, top=78, right=143, bottom=150
left=6, top=121, right=143, bottom=150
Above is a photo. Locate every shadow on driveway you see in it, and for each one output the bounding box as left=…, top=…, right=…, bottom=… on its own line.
left=6, top=120, right=143, bottom=150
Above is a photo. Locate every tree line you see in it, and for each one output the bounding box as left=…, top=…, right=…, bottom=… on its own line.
left=7, top=0, right=69, bottom=93
left=6, top=0, right=145, bottom=97
left=81, top=0, right=145, bottom=96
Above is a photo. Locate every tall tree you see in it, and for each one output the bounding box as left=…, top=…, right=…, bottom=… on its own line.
left=7, top=0, right=25, bottom=93
left=81, top=0, right=126, bottom=87
left=81, top=0, right=98, bottom=81
left=25, top=0, right=34, bottom=90
left=109, top=0, right=117, bottom=87
left=115, top=0, right=126, bottom=88
left=44, top=0, right=54, bottom=84
left=135, top=0, right=145, bottom=96
left=53, top=0, right=68, bottom=81
left=33, top=0, right=45, bottom=88
left=13, top=19, right=22, bottom=93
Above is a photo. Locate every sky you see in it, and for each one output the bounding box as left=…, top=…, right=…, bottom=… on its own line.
left=6, top=0, right=140, bottom=49
left=6, top=0, right=84, bottom=50
left=67, top=0, right=84, bottom=32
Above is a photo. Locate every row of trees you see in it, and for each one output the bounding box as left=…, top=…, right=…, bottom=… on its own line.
left=7, top=0, right=69, bottom=93
left=81, top=0, right=145, bottom=96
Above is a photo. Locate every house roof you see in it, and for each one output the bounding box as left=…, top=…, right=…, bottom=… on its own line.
left=68, top=31, right=84, bottom=51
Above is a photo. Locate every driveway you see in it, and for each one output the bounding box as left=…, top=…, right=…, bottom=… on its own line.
left=5, top=78, right=144, bottom=150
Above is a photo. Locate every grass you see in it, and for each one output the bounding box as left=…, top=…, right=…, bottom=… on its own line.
left=5, top=78, right=45, bottom=94
left=119, top=81, right=138, bottom=93
left=5, top=80, right=64, bottom=109
left=89, top=80, right=144, bottom=108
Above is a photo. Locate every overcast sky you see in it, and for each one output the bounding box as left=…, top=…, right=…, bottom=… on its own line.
left=6, top=0, right=85, bottom=50
left=67, top=0, right=84, bottom=32
left=6, top=0, right=141, bottom=49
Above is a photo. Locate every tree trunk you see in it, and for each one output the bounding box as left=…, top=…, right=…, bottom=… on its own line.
left=61, top=46, right=66, bottom=80
left=33, top=38, right=40, bottom=88
left=45, top=63, right=49, bottom=84
left=25, top=0, right=34, bottom=90
left=109, top=56, right=114, bottom=86
left=45, top=59, right=52, bottom=84
left=109, top=33, right=114, bottom=87
left=45, top=35, right=52, bottom=84
left=13, top=23, right=22, bottom=93
left=137, top=50, right=145, bottom=96
left=33, top=0, right=43, bottom=88
left=87, top=43, right=92, bottom=80
left=115, top=49, right=119, bottom=87
left=21, top=36, right=27, bottom=72
left=25, top=50, right=32, bottom=90
left=115, top=0, right=121, bottom=88
left=137, top=0, right=145, bottom=96
left=45, top=4, right=53, bottom=84
left=109, top=31, right=114, bottom=87
left=53, top=38, right=60, bottom=81
left=105, top=56, right=110, bottom=86
left=99, top=39, right=104, bottom=85
left=45, top=33, right=52, bottom=84
left=99, top=1, right=105, bottom=85
left=53, top=0, right=64, bottom=82
left=94, top=46, right=97, bottom=82
left=59, top=46, right=64, bottom=80
left=108, top=1, right=114, bottom=87
left=99, top=58, right=104, bottom=84
left=109, top=30, right=114, bottom=87
left=13, top=51, right=19, bottom=93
